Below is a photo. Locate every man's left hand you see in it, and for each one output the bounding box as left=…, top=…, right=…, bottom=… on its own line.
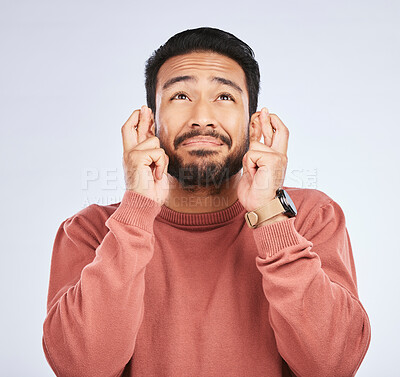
left=237, top=108, right=290, bottom=212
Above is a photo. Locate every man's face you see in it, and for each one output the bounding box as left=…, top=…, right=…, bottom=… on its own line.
left=154, top=51, right=250, bottom=194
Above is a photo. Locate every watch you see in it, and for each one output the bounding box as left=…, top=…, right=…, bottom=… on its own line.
left=245, top=188, right=297, bottom=229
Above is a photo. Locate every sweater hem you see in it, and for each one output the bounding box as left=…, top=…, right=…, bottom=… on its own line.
left=109, top=190, right=162, bottom=233
left=253, top=217, right=303, bottom=258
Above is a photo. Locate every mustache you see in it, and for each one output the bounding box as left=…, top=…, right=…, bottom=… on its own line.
left=174, top=130, right=232, bottom=149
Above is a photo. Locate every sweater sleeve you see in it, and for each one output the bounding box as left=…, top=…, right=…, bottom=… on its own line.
left=42, top=190, right=162, bottom=377
left=252, top=198, right=371, bottom=377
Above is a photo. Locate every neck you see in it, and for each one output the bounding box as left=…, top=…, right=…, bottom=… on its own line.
left=164, top=172, right=242, bottom=214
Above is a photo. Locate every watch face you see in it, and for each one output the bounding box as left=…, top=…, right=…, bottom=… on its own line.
left=278, top=189, right=297, bottom=217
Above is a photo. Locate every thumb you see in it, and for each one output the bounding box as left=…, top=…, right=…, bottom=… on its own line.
left=163, top=154, right=169, bottom=175
left=242, top=155, right=248, bottom=175
left=243, top=153, right=257, bottom=179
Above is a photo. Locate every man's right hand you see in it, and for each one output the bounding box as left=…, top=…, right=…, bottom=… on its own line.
left=121, top=105, right=169, bottom=205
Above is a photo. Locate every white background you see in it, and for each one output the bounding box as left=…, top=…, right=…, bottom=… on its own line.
left=1, top=0, right=399, bottom=375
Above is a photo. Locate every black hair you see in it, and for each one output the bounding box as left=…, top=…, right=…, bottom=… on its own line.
left=144, top=27, right=260, bottom=121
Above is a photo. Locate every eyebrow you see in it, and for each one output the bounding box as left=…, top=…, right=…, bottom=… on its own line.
left=212, top=77, right=243, bottom=94
left=162, top=75, right=196, bottom=91
left=161, top=75, right=243, bottom=94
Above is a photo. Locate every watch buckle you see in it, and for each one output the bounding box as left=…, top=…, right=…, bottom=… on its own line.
left=245, top=211, right=258, bottom=228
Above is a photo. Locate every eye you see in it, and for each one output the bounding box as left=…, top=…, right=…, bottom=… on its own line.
left=171, top=92, right=190, bottom=101
left=217, top=93, right=235, bottom=101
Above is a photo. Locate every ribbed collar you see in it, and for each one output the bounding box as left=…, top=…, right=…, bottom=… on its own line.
left=157, top=199, right=246, bottom=226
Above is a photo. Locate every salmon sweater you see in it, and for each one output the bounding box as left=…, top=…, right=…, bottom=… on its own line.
left=42, top=186, right=371, bottom=377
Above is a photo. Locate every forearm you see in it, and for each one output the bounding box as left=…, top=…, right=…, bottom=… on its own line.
left=254, top=217, right=371, bottom=377
left=43, top=191, right=161, bottom=377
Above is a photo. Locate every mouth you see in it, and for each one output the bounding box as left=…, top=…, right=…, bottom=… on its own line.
left=182, top=137, right=224, bottom=147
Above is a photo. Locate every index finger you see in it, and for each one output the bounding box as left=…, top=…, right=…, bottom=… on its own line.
left=121, top=109, right=140, bottom=152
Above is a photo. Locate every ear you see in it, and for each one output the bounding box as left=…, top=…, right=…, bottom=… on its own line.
left=249, top=111, right=263, bottom=142
left=145, top=110, right=156, bottom=138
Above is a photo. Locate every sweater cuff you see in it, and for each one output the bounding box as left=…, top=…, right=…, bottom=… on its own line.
left=252, top=216, right=304, bottom=258
left=109, top=190, right=162, bottom=232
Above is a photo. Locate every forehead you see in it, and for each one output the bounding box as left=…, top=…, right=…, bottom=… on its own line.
left=156, top=51, right=247, bottom=93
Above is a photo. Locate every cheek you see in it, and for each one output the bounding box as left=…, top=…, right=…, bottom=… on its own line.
left=158, top=101, right=191, bottom=133
left=216, top=104, right=246, bottom=125
left=156, top=111, right=180, bottom=148
left=224, top=114, right=248, bottom=143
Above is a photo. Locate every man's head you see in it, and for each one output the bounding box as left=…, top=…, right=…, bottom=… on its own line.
left=145, top=27, right=260, bottom=121
left=143, top=27, right=262, bottom=194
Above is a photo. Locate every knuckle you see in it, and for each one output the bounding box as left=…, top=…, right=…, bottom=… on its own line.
left=278, top=153, right=288, bottom=164
left=270, top=153, right=278, bottom=162
left=158, top=148, right=167, bottom=157
left=248, top=141, right=257, bottom=149
left=124, top=150, right=136, bottom=162
left=269, top=153, right=281, bottom=164
left=145, top=135, right=159, bottom=147
left=152, top=136, right=161, bottom=146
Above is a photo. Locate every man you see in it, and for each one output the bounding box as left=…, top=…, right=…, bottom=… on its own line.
left=42, top=27, right=371, bottom=377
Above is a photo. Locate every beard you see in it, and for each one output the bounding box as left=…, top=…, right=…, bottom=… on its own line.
left=158, top=127, right=249, bottom=195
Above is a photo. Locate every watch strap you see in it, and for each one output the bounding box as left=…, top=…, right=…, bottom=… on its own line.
left=245, top=197, right=285, bottom=228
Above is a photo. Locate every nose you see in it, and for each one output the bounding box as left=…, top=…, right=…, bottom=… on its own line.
left=188, top=99, right=217, bottom=129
